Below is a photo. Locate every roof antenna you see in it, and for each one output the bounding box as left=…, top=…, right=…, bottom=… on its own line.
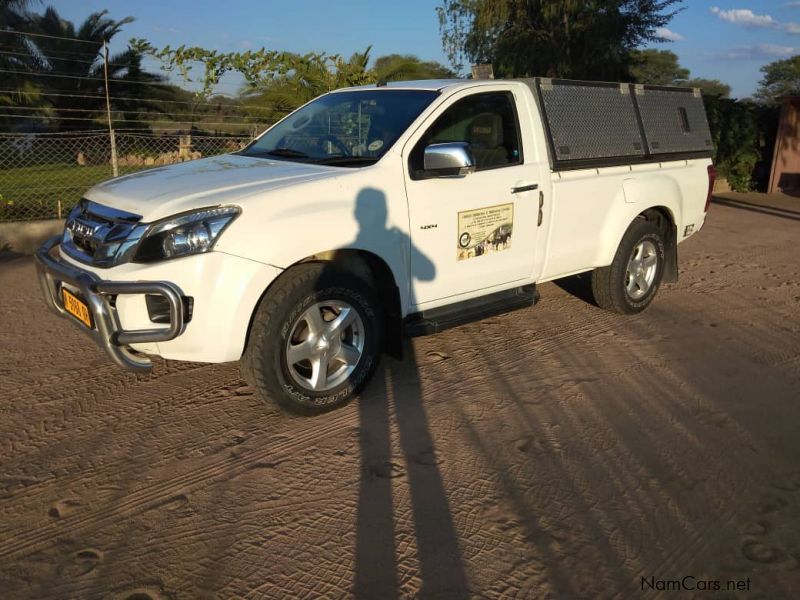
left=376, top=80, right=388, bottom=87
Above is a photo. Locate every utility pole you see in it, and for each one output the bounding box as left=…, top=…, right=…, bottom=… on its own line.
left=103, top=40, right=118, bottom=177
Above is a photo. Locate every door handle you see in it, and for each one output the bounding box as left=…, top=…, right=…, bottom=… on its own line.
left=511, top=183, right=538, bottom=194
left=538, top=191, right=544, bottom=227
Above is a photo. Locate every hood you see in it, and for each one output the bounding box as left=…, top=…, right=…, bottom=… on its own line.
left=83, top=154, right=341, bottom=221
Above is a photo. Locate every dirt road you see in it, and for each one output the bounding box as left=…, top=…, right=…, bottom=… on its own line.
left=1, top=201, right=799, bottom=599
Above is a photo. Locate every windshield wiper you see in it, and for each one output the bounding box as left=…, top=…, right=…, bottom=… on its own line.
left=315, top=156, right=379, bottom=166
left=264, top=148, right=310, bottom=158
left=244, top=147, right=310, bottom=159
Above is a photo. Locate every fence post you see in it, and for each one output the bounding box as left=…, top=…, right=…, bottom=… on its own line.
left=109, top=129, right=119, bottom=177
left=103, top=41, right=119, bottom=177
left=179, top=134, right=192, bottom=160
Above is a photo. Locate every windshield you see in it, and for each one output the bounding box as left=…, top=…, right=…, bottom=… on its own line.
left=239, top=89, right=439, bottom=167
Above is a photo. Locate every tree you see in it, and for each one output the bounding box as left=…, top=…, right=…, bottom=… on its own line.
left=132, top=42, right=368, bottom=100
left=629, top=49, right=730, bottom=96
left=702, top=96, right=779, bottom=191
left=684, top=78, right=730, bottom=98
left=135, top=42, right=456, bottom=120
left=240, top=49, right=374, bottom=121
left=1, top=6, right=177, bottom=131
left=372, top=54, right=454, bottom=82
left=240, top=52, right=454, bottom=121
left=0, top=0, right=48, bottom=127
left=21, top=8, right=175, bottom=130
left=0, top=0, right=34, bottom=77
left=437, top=0, right=683, bottom=80
left=755, top=55, right=800, bottom=103
left=0, top=1, right=36, bottom=67
left=629, top=49, right=688, bottom=85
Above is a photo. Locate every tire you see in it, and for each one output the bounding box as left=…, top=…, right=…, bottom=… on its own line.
left=241, top=262, right=383, bottom=415
left=591, top=219, right=666, bottom=314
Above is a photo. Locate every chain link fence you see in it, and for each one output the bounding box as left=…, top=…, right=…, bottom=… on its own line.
left=0, top=130, right=256, bottom=221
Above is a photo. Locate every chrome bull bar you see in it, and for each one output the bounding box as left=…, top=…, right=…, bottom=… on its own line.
left=35, top=235, right=186, bottom=372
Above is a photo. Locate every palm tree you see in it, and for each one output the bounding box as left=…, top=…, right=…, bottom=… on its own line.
left=19, top=7, right=175, bottom=131
left=0, top=1, right=35, bottom=69
left=0, top=0, right=48, bottom=127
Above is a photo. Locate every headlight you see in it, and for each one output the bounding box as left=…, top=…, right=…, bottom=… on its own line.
left=133, top=206, right=240, bottom=262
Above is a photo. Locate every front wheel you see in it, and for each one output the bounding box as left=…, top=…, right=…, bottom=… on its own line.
left=241, top=263, right=383, bottom=415
left=591, top=219, right=666, bottom=314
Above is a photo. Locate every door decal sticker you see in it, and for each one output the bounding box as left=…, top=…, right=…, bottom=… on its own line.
left=457, top=203, right=514, bottom=260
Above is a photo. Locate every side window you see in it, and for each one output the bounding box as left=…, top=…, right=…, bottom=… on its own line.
left=410, top=91, right=522, bottom=176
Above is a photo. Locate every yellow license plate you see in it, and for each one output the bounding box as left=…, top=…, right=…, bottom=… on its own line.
left=61, top=288, right=93, bottom=328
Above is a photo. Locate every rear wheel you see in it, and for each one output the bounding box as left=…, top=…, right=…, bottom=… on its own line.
left=591, top=219, right=665, bottom=314
left=242, top=263, right=382, bottom=414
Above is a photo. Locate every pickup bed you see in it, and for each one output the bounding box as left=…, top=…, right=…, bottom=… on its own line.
left=36, top=78, right=715, bottom=413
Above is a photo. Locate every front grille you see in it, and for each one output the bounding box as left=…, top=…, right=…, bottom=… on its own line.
left=72, top=232, right=97, bottom=255
left=63, top=200, right=143, bottom=267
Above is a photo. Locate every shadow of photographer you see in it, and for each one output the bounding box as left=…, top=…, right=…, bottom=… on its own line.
left=343, top=187, right=470, bottom=598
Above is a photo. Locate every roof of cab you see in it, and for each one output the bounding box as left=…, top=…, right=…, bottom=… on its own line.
left=334, top=79, right=474, bottom=93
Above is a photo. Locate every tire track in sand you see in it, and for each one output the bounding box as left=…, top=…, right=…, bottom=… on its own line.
left=0, top=395, right=364, bottom=560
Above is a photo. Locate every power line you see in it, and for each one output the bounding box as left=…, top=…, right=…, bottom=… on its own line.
left=1, top=106, right=89, bottom=112
left=0, top=129, right=110, bottom=136
left=0, top=42, right=148, bottom=66
left=0, top=88, right=292, bottom=112
left=0, top=88, right=113, bottom=100
left=3, top=105, right=250, bottom=115
left=0, top=113, right=269, bottom=126
left=1, top=105, right=265, bottom=121
left=0, top=113, right=102, bottom=121
left=0, top=68, right=254, bottom=95
left=119, top=130, right=259, bottom=135
left=0, top=48, right=133, bottom=69
left=0, top=34, right=269, bottom=93
left=0, top=67, right=178, bottom=87
left=0, top=128, right=261, bottom=136
left=0, top=29, right=271, bottom=89
left=0, top=28, right=105, bottom=45
left=0, top=41, right=102, bottom=58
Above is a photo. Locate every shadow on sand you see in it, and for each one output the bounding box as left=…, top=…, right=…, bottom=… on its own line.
left=552, top=272, right=597, bottom=307
left=316, top=187, right=470, bottom=597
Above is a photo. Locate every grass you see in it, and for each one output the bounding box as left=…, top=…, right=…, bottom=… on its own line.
left=0, top=136, right=249, bottom=221
left=0, top=162, right=147, bottom=221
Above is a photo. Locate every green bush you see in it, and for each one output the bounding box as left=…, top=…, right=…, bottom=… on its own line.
left=704, top=96, right=780, bottom=192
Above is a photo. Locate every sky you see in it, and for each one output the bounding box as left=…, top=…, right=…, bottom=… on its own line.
left=47, top=0, right=800, bottom=99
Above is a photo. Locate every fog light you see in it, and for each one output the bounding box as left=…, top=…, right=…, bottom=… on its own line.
left=146, top=294, right=193, bottom=324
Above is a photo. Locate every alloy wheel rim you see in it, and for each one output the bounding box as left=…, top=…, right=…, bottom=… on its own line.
left=625, top=240, right=658, bottom=300
left=285, top=300, right=365, bottom=392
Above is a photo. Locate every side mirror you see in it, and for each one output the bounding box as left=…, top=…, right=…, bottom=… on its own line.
left=423, top=142, right=476, bottom=177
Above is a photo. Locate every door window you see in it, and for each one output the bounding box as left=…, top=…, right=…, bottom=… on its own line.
left=410, top=91, right=523, bottom=177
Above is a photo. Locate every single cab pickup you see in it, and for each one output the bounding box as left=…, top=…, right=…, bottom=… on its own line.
left=36, top=78, right=715, bottom=413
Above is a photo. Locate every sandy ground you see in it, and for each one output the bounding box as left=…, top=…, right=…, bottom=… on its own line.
left=1, top=200, right=800, bottom=599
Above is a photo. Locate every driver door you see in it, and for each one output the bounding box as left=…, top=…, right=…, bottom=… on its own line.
left=402, top=88, right=540, bottom=309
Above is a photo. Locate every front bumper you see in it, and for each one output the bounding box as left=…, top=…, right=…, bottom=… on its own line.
left=35, top=235, right=186, bottom=372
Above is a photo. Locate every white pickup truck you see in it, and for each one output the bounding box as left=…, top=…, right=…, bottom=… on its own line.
left=36, top=78, right=715, bottom=413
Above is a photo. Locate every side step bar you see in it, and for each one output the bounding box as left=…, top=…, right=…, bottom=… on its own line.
left=404, top=284, right=539, bottom=337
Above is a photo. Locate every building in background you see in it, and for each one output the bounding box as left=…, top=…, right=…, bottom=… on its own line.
left=769, top=97, right=800, bottom=196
